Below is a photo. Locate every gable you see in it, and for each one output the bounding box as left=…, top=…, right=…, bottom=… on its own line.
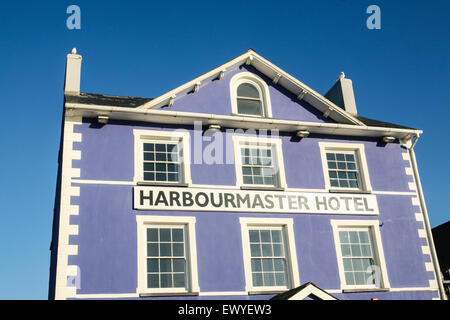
left=160, top=65, right=336, bottom=124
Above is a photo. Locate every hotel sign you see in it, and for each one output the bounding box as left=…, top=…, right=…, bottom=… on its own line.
left=134, top=187, right=379, bottom=215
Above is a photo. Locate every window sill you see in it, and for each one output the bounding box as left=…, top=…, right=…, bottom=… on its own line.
left=240, top=185, right=285, bottom=191
left=139, top=291, right=199, bottom=297
left=137, top=181, right=189, bottom=187
left=342, top=288, right=390, bottom=293
left=329, top=188, right=372, bottom=194
left=231, top=112, right=267, bottom=119
left=248, top=290, right=288, bottom=295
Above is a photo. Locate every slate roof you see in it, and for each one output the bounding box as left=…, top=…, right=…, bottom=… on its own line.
left=65, top=92, right=153, bottom=108
left=66, top=92, right=415, bottom=130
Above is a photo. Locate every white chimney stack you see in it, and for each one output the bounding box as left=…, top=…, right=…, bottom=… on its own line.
left=64, top=48, right=82, bottom=95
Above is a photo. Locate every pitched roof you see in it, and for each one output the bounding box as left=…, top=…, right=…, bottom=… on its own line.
left=65, top=92, right=152, bottom=108
left=136, top=49, right=366, bottom=126
left=270, top=282, right=338, bottom=300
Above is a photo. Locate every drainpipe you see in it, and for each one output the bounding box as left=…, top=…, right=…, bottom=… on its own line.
left=408, top=134, right=447, bottom=300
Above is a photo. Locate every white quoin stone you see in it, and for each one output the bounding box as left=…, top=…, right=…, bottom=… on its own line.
left=64, top=48, right=82, bottom=95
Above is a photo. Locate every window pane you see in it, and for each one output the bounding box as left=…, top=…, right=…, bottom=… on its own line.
left=271, top=230, right=281, bottom=243
left=147, top=259, right=159, bottom=272
left=144, top=143, right=154, bottom=151
left=261, top=244, right=273, bottom=257
left=252, top=273, right=263, bottom=287
left=349, top=232, right=359, bottom=243
left=262, top=259, right=274, bottom=272
left=155, top=144, right=166, bottom=152
left=144, top=172, right=155, bottom=181
left=173, top=274, right=185, bottom=288
left=160, top=229, right=171, bottom=241
left=339, top=231, right=349, bottom=243
left=352, top=259, right=364, bottom=271
left=148, top=274, right=159, bottom=288
left=147, top=243, right=159, bottom=257
left=345, top=272, right=355, bottom=285
left=273, top=244, right=283, bottom=257
left=156, top=172, right=167, bottom=181
left=249, top=230, right=260, bottom=243
left=160, top=243, right=172, bottom=256
left=263, top=273, right=275, bottom=286
left=237, top=83, right=260, bottom=98
left=173, top=259, right=185, bottom=272
left=275, top=273, right=286, bottom=286
left=237, top=99, right=263, bottom=116
left=172, top=229, right=183, bottom=242
left=250, top=244, right=261, bottom=257
left=260, top=231, right=271, bottom=243
left=251, top=259, right=262, bottom=272
left=160, top=259, right=172, bottom=272
left=273, top=259, right=285, bottom=272
left=172, top=243, right=184, bottom=257
left=147, top=228, right=159, bottom=242
left=341, top=244, right=351, bottom=257
left=354, top=272, right=365, bottom=285
left=160, top=274, right=172, bottom=288
left=144, top=152, right=155, bottom=161
left=343, top=259, right=353, bottom=271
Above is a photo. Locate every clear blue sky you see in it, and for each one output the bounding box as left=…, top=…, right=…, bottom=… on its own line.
left=0, top=0, right=448, bottom=299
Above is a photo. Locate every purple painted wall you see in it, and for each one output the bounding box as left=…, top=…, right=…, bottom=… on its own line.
left=60, top=66, right=437, bottom=300
left=166, top=65, right=334, bottom=123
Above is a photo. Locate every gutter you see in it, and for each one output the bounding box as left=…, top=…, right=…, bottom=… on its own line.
left=408, top=134, right=447, bottom=300
left=64, top=102, right=422, bottom=140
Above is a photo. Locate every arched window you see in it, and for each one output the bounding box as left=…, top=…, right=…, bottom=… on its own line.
left=230, top=72, right=272, bottom=118
left=236, top=82, right=263, bottom=116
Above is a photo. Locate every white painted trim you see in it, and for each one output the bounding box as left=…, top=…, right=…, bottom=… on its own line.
left=330, top=219, right=390, bottom=291
left=287, top=284, right=337, bottom=300
left=229, top=72, right=273, bottom=118
left=239, top=217, right=300, bottom=293
left=232, top=135, right=287, bottom=189
left=319, top=142, right=373, bottom=192
left=66, top=102, right=422, bottom=142
left=133, top=129, right=192, bottom=185
left=54, top=115, right=82, bottom=300
left=136, top=215, right=200, bottom=296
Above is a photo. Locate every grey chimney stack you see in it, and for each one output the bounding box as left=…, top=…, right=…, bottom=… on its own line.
left=325, top=72, right=358, bottom=115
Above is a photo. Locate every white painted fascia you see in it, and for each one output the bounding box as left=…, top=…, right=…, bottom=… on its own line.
left=65, top=102, right=422, bottom=142
left=137, top=50, right=364, bottom=126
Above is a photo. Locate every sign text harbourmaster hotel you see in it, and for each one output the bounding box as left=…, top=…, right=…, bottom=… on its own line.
left=134, top=187, right=379, bottom=215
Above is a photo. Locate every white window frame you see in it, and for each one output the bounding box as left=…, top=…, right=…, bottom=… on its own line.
left=233, top=135, right=287, bottom=190
left=319, top=142, right=372, bottom=193
left=330, top=219, right=390, bottom=291
left=230, top=72, right=273, bottom=118
left=239, top=217, right=300, bottom=294
left=136, top=215, right=200, bottom=295
left=133, top=129, right=192, bottom=185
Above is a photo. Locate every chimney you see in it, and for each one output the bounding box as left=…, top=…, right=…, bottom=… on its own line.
left=64, top=48, right=82, bottom=95
left=325, top=72, right=358, bottom=115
